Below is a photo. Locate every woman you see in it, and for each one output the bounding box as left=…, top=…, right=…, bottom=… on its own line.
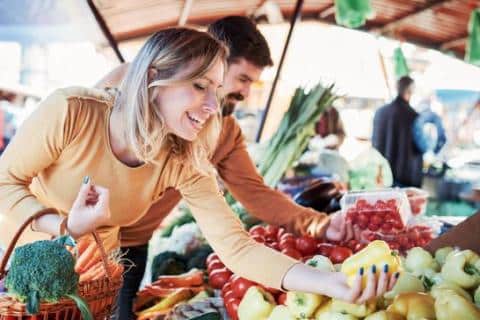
left=0, top=28, right=395, bottom=305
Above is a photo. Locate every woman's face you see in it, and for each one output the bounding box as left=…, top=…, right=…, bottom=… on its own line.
left=155, top=59, right=224, bottom=141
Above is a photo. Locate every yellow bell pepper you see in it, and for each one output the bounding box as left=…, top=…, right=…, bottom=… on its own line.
left=384, top=272, right=424, bottom=300
left=341, top=240, right=401, bottom=287
left=238, top=286, right=275, bottom=320
left=364, top=310, right=405, bottom=320
left=441, top=249, right=480, bottom=289
left=430, top=281, right=472, bottom=302
left=286, top=291, right=323, bottom=318
left=267, top=305, right=296, bottom=320
left=474, top=285, right=480, bottom=307
left=434, top=289, right=480, bottom=320
left=314, top=300, right=332, bottom=319
left=330, top=299, right=376, bottom=317
left=386, top=292, right=435, bottom=320
left=315, top=300, right=358, bottom=320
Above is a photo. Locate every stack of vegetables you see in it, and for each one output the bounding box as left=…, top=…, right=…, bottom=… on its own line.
left=257, top=83, right=336, bottom=187
left=3, top=236, right=94, bottom=320
left=213, top=239, right=480, bottom=319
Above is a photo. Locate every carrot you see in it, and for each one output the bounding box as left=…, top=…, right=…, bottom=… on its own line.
left=152, top=270, right=204, bottom=288
left=75, top=243, right=97, bottom=273
left=79, top=249, right=101, bottom=273
left=109, top=263, right=124, bottom=279
left=79, top=262, right=104, bottom=282
left=76, top=238, right=91, bottom=255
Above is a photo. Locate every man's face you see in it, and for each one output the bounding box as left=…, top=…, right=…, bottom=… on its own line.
left=222, top=58, right=264, bottom=116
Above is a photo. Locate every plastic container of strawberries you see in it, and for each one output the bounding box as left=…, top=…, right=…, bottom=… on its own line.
left=340, top=189, right=412, bottom=233
left=402, top=187, right=428, bottom=216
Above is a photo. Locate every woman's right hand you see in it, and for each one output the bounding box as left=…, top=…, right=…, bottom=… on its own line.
left=67, top=177, right=111, bottom=238
left=324, top=266, right=398, bottom=304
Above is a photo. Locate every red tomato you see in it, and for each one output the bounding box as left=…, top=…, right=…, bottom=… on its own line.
left=354, top=242, right=367, bottom=252
left=329, top=246, right=352, bottom=264
left=346, top=239, right=358, bottom=250
left=381, top=222, right=393, bottom=233
left=206, top=253, right=219, bottom=266
left=229, top=274, right=240, bottom=283
left=281, top=247, right=302, bottom=260
left=251, top=234, right=266, bottom=243
left=277, top=292, right=287, bottom=305
left=207, top=260, right=225, bottom=274
left=225, top=297, right=240, bottom=320
left=370, top=215, right=383, bottom=226
left=249, top=225, right=266, bottom=237
left=232, top=277, right=256, bottom=299
left=388, top=241, right=400, bottom=251
left=265, top=234, right=277, bottom=243
left=276, top=227, right=286, bottom=240
left=223, top=290, right=236, bottom=302
left=209, top=268, right=232, bottom=289
left=265, top=225, right=279, bottom=238
left=295, top=236, right=317, bottom=256
left=367, top=223, right=380, bottom=231
left=280, top=233, right=296, bottom=243
left=317, top=243, right=334, bottom=256
left=266, top=241, right=280, bottom=251
left=221, top=282, right=232, bottom=296
left=279, top=238, right=296, bottom=251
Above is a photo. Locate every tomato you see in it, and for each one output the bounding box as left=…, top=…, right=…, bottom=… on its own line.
left=229, top=274, right=240, bottom=283
left=277, top=292, right=287, bottom=305
left=223, top=290, right=236, bottom=302
left=354, top=243, right=366, bottom=252
left=316, top=243, right=334, bottom=257
left=380, top=222, right=393, bottom=233
left=279, top=238, right=296, bottom=251
left=264, top=234, right=277, bottom=243
left=276, top=227, right=286, bottom=240
left=225, top=297, right=240, bottom=320
left=281, top=247, right=302, bottom=260
left=388, top=241, right=400, bottom=251
left=232, top=277, right=256, bottom=299
left=370, top=215, right=383, bottom=226
left=295, top=236, right=317, bottom=256
left=397, top=235, right=409, bottom=248
left=265, top=225, right=279, bottom=238
left=249, top=225, right=266, bottom=237
left=329, top=246, right=352, bottom=264
left=367, top=223, right=380, bottom=231
left=206, top=253, right=219, bottom=266
left=266, top=241, right=280, bottom=251
left=221, top=282, right=232, bottom=296
left=280, top=233, right=296, bottom=243
left=209, top=268, right=232, bottom=289
left=251, top=234, right=266, bottom=243
left=356, top=199, right=368, bottom=209
left=207, top=260, right=225, bottom=274
left=346, top=239, right=358, bottom=250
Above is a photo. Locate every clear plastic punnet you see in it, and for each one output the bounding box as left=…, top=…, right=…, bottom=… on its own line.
left=402, top=187, right=429, bottom=216
left=340, top=189, right=413, bottom=232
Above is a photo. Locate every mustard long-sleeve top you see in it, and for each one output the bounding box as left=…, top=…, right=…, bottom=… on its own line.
left=0, top=87, right=298, bottom=289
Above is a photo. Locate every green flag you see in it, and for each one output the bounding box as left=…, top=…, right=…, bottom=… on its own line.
left=335, top=0, right=373, bottom=29
left=394, top=47, right=410, bottom=78
left=466, top=9, right=480, bottom=66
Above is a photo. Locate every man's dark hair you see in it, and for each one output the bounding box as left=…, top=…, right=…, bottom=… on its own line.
left=207, top=16, right=273, bottom=68
left=397, top=76, right=414, bottom=97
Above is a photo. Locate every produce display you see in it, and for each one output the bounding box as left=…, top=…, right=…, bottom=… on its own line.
left=403, top=187, right=428, bottom=216
left=207, top=240, right=480, bottom=320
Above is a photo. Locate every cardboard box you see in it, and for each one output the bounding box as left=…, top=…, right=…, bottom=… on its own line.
left=425, top=211, right=480, bottom=253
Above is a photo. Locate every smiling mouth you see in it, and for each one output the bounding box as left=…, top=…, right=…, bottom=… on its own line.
left=186, top=112, right=204, bottom=130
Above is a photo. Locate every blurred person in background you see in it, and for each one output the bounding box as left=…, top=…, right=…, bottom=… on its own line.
left=313, top=105, right=346, bottom=150
left=372, top=76, right=423, bottom=187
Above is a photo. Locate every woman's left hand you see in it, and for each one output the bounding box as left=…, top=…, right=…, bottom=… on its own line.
left=325, top=211, right=354, bottom=242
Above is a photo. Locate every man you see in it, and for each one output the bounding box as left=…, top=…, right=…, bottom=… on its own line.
left=98, top=16, right=345, bottom=320
left=372, top=76, right=423, bottom=187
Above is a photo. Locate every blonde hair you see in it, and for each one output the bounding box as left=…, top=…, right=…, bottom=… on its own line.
left=115, top=28, right=228, bottom=174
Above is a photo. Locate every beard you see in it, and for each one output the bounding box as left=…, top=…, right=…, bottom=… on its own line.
left=222, top=92, right=244, bottom=117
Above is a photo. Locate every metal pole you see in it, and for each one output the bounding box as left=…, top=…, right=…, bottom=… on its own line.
left=255, top=0, right=304, bottom=142
left=86, top=0, right=125, bottom=63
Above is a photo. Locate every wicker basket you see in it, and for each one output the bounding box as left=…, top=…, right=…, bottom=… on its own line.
left=0, top=210, right=123, bottom=320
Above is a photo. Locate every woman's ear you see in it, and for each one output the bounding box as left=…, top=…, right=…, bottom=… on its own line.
left=148, top=67, right=158, bottom=82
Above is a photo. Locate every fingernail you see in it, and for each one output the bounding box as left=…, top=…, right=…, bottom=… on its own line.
left=383, top=264, right=389, bottom=273
left=83, top=176, right=90, bottom=184
left=395, top=272, right=400, bottom=279
left=359, top=267, right=364, bottom=276
left=371, top=265, right=377, bottom=274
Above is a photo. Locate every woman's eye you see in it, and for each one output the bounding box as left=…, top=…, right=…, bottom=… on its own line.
left=194, top=83, right=207, bottom=91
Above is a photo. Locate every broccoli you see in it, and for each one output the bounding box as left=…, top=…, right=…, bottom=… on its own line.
left=5, top=236, right=92, bottom=319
